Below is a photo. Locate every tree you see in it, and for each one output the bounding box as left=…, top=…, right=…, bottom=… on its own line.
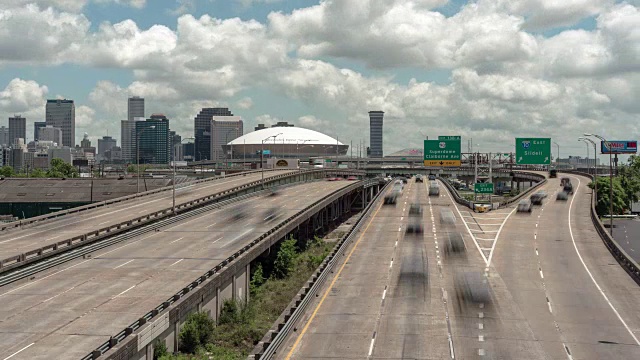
left=29, top=168, right=47, bottom=178
left=589, top=177, right=627, bottom=215
left=273, top=237, right=298, bottom=279
left=178, top=312, right=216, bottom=354
left=0, top=166, right=15, bottom=178
left=47, top=158, right=77, bottom=178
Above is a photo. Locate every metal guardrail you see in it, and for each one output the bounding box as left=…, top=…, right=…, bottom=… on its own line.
left=438, top=171, right=547, bottom=210
left=255, top=180, right=390, bottom=359
left=0, top=169, right=290, bottom=233
left=0, top=170, right=352, bottom=273
left=561, top=171, right=640, bottom=285
left=85, top=177, right=381, bottom=359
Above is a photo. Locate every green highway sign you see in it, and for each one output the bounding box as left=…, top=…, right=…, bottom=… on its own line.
left=474, top=183, right=494, bottom=194
left=515, top=138, right=551, bottom=165
left=424, top=139, right=461, bottom=166
left=438, top=135, right=461, bottom=141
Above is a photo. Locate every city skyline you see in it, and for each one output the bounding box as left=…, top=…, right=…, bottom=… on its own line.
left=0, top=1, right=637, bottom=162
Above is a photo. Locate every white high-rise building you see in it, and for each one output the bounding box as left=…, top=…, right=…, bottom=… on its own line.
left=46, top=99, right=75, bottom=147
left=211, top=116, right=243, bottom=161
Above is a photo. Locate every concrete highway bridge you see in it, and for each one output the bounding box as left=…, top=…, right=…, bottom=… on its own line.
left=0, top=167, right=638, bottom=360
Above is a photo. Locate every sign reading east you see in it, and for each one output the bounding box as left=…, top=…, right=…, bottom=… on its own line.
left=515, top=138, right=551, bottom=165
left=424, top=139, right=461, bottom=166
left=600, top=140, right=637, bottom=154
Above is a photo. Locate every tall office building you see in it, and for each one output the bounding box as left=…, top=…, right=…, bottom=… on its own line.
left=194, top=107, right=233, bottom=161
left=39, top=125, right=63, bottom=145
left=0, top=126, right=8, bottom=147
left=128, top=96, right=145, bottom=122
left=98, top=136, right=117, bottom=156
left=211, top=116, right=243, bottom=161
left=34, top=121, right=46, bottom=141
left=46, top=99, right=75, bottom=147
left=9, top=115, right=26, bottom=146
left=135, top=114, right=170, bottom=164
left=368, top=111, right=384, bottom=157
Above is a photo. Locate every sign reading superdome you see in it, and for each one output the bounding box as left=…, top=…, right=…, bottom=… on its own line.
left=515, top=138, right=551, bottom=165
left=424, top=139, right=461, bottom=166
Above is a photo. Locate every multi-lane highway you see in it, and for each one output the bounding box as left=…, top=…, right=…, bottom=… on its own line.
left=0, top=170, right=293, bottom=262
left=0, top=180, right=351, bottom=360
left=612, top=219, right=640, bottom=263
left=281, top=175, right=640, bottom=359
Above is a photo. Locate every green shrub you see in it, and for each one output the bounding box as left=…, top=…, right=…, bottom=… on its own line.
left=250, top=263, right=265, bottom=295
left=273, top=238, right=297, bottom=279
left=153, top=339, right=168, bottom=360
left=178, top=312, right=215, bottom=354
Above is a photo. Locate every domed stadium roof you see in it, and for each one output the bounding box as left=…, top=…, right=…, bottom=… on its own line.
left=387, top=148, right=424, bottom=157
left=228, top=127, right=343, bottom=146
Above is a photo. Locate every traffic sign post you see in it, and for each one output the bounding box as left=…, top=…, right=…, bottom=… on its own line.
left=424, top=139, right=461, bottom=166
left=515, top=138, right=551, bottom=165
left=474, top=183, right=494, bottom=194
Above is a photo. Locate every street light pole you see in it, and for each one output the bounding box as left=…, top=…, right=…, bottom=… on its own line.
left=173, top=137, right=195, bottom=214
left=579, top=137, right=598, bottom=209
left=553, top=141, right=560, bottom=165
left=261, top=133, right=282, bottom=189
left=585, top=134, right=613, bottom=235
left=136, top=125, right=155, bottom=193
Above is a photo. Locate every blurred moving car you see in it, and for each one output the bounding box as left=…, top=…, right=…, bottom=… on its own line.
left=563, top=182, right=574, bottom=195
left=530, top=191, right=547, bottom=205
left=228, top=203, right=248, bottom=222
left=406, top=203, right=423, bottom=234
left=416, top=174, right=424, bottom=183
left=445, top=232, right=466, bottom=255
left=517, top=199, right=532, bottom=213
left=454, top=271, right=490, bottom=304
left=557, top=191, right=568, bottom=201
left=549, top=169, right=557, bottom=178
left=429, top=181, right=440, bottom=196
left=262, top=206, right=283, bottom=223
left=440, top=208, right=456, bottom=226
left=347, top=176, right=358, bottom=181
left=561, top=177, right=571, bottom=187
left=428, top=174, right=436, bottom=180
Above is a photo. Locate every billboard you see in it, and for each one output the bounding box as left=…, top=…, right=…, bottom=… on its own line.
left=601, top=140, right=637, bottom=154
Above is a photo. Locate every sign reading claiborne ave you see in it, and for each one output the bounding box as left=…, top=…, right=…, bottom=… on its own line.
left=424, top=139, right=461, bottom=166
left=474, top=183, right=494, bottom=194
left=601, top=140, right=638, bottom=154
left=515, top=138, right=551, bottom=165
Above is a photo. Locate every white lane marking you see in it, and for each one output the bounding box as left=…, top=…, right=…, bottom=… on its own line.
left=113, top=259, right=134, bottom=269
left=169, top=237, right=185, bottom=244
left=382, top=288, right=387, bottom=300
left=486, top=206, right=517, bottom=266
left=535, top=249, right=539, bottom=256
left=478, top=323, right=484, bottom=330
left=43, top=285, right=77, bottom=302
left=112, top=285, right=135, bottom=299
left=368, top=337, right=376, bottom=357
left=3, top=343, right=34, bottom=360
left=548, top=301, right=553, bottom=313
left=0, top=231, right=159, bottom=298
left=568, top=176, right=640, bottom=346
left=389, top=260, right=393, bottom=268
left=441, top=184, right=488, bottom=264
left=398, top=227, right=401, bottom=232
left=400, top=216, right=404, bottom=221
left=169, top=259, right=183, bottom=267
left=206, top=222, right=218, bottom=229
left=479, top=312, right=484, bottom=318
left=479, top=348, right=486, bottom=356
left=479, top=335, right=484, bottom=342
left=539, top=270, right=544, bottom=279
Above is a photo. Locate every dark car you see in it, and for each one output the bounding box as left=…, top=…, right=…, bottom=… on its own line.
left=563, top=183, right=574, bottom=195
left=409, top=204, right=423, bottom=216
left=561, top=177, right=571, bottom=187
left=557, top=191, right=568, bottom=200
left=549, top=169, right=557, bottom=178
left=384, top=191, right=399, bottom=205
left=454, top=271, right=490, bottom=304
left=445, top=232, right=466, bottom=255
left=531, top=191, right=547, bottom=205
left=428, top=174, right=436, bottom=181
left=416, top=175, right=424, bottom=183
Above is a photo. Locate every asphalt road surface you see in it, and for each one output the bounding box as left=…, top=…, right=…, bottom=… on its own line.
left=612, top=219, right=640, bottom=263
left=281, top=175, right=640, bottom=359
left=0, top=170, right=293, bottom=263
left=0, top=180, right=350, bottom=360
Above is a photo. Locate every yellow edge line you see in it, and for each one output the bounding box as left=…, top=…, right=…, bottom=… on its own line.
left=284, top=199, right=385, bottom=359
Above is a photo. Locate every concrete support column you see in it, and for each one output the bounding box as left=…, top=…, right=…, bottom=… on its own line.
left=215, top=287, right=221, bottom=323
left=232, top=273, right=237, bottom=301
left=245, top=263, right=250, bottom=303
left=146, top=342, right=153, bottom=359
left=173, top=321, right=180, bottom=352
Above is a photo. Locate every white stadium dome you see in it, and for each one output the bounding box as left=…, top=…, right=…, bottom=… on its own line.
left=224, top=126, right=348, bottom=159
left=228, top=126, right=344, bottom=146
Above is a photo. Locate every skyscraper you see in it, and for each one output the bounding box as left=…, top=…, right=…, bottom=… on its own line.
left=368, top=111, right=384, bottom=157
left=135, top=114, right=170, bottom=164
left=0, top=126, right=8, bottom=147
left=39, top=126, right=63, bottom=145
left=9, top=115, right=26, bottom=145
left=194, top=108, right=233, bottom=161
left=34, top=121, right=46, bottom=141
left=120, top=119, right=140, bottom=162
left=211, top=116, right=243, bottom=161
left=98, top=136, right=117, bottom=156
left=45, top=99, right=75, bottom=147
left=128, top=96, right=144, bottom=122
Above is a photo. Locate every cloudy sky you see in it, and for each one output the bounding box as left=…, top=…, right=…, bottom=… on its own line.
left=0, top=0, right=638, bottom=159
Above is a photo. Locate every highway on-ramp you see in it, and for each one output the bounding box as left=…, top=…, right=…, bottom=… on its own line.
left=281, top=175, right=640, bottom=359
left=0, top=171, right=294, bottom=263
left=0, top=180, right=350, bottom=360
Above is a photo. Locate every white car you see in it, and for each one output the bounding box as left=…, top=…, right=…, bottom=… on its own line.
left=517, top=199, right=532, bottom=213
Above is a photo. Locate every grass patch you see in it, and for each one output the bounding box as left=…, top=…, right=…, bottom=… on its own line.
left=170, top=235, right=335, bottom=359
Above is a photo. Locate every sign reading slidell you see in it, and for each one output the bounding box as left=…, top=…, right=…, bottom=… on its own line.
left=515, top=138, right=551, bottom=165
